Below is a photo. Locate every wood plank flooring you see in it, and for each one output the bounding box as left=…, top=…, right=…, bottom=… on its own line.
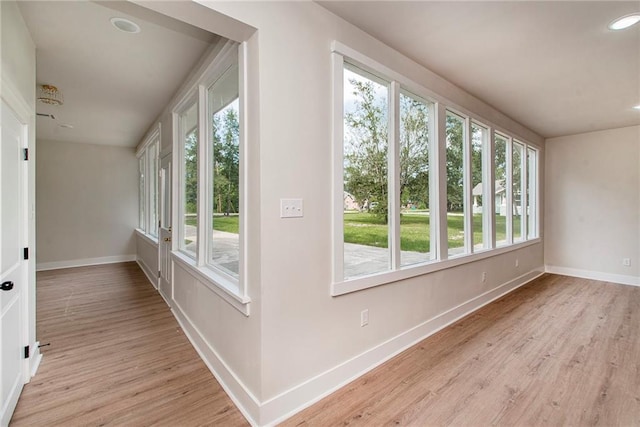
left=10, top=262, right=248, bottom=426
left=284, top=274, right=640, bottom=426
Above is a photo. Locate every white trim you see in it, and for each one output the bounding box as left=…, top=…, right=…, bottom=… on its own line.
left=265, top=268, right=544, bottom=426
left=136, top=258, right=158, bottom=290
left=545, top=265, right=640, bottom=287
left=36, top=255, right=136, bottom=271
left=333, top=239, right=541, bottom=295
left=171, top=302, right=260, bottom=426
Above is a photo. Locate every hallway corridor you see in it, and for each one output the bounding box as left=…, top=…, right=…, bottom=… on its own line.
left=11, top=262, right=248, bottom=426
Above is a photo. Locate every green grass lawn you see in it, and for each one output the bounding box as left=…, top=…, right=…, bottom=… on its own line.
left=185, top=215, right=239, bottom=233
left=185, top=212, right=520, bottom=253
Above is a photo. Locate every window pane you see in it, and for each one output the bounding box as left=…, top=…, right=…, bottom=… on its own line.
left=149, top=142, right=159, bottom=237
left=471, top=124, right=487, bottom=250
left=399, top=92, right=432, bottom=266
left=181, top=102, right=198, bottom=256
left=343, top=65, right=390, bottom=279
left=209, top=64, right=240, bottom=277
left=139, top=157, right=145, bottom=230
left=512, top=142, right=524, bottom=242
left=494, top=134, right=508, bottom=246
left=527, top=147, right=537, bottom=239
left=446, top=111, right=466, bottom=257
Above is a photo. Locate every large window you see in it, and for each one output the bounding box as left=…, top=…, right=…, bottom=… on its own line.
left=137, top=128, right=160, bottom=238
left=399, top=91, right=433, bottom=266
left=180, top=101, right=198, bottom=257
left=208, top=64, right=240, bottom=278
left=174, top=41, right=246, bottom=302
left=332, top=45, right=540, bottom=294
left=343, top=64, right=390, bottom=279
left=445, top=111, right=466, bottom=257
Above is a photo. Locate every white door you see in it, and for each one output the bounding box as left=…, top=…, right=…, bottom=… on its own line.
left=0, top=100, right=27, bottom=426
left=158, top=155, right=172, bottom=302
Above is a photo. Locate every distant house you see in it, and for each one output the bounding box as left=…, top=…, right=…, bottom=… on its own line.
left=344, top=191, right=360, bottom=211
left=472, top=181, right=507, bottom=216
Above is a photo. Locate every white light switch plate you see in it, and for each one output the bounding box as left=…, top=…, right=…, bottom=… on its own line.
left=280, top=198, right=303, bottom=218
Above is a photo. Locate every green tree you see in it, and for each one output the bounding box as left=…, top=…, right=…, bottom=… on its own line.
left=445, top=114, right=464, bottom=212
left=184, top=130, right=198, bottom=214
left=344, top=75, right=389, bottom=220
left=399, top=94, right=430, bottom=210
left=212, top=101, right=240, bottom=215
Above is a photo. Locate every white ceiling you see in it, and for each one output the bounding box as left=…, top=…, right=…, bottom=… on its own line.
left=319, top=1, right=640, bottom=138
left=18, top=1, right=218, bottom=147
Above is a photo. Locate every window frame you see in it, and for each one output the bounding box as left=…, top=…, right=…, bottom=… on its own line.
left=331, top=41, right=541, bottom=296
left=172, top=40, right=250, bottom=315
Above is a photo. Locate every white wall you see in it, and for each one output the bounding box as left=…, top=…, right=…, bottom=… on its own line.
left=545, top=126, right=640, bottom=285
left=136, top=2, right=546, bottom=424
left=36, top=140, right=138, bottom=269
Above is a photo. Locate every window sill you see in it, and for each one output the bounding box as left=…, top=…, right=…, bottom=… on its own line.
left=332, top=238, right=541, bottom=296
left=135, top=228, right=159, bottom=246
left=171, top=251, right=250, bottom=316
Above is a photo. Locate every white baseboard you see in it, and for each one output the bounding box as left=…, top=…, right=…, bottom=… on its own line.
left=36, top=255, right=136, bottom=271
left=171, top=302, right=261, bottom=426
left=261, top=269, right=544, bottom=426
left=136, top=258, right=158, bottom=289
left=545, top=265, right=640, bottom=287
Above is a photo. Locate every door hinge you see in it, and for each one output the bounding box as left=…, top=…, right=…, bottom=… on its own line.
left=23, top=148, right=29, bottom=161
left=23, top=247, right=29, bottom=260
left=24, top=345, right=30, bottom=359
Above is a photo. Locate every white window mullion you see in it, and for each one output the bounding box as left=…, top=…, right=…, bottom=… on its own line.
left=332, top=52, right=345, bottom=284
left=436, top=103, right=448, bottom=261
left=196, top=85, right=207, bottom=267
left=486, top=128, right=496, bottom=249
left=506, top=136, right=513, bottom=245
left=463, top=117, right=472, bottom=253
left=389, top=81, right=401, bottom=270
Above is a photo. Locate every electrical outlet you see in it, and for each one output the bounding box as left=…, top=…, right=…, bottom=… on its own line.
left=280, top=198, right=303, bottom=218
left=482, top=272, right=487, bottom=283
left=360, top=309, right=369, bottom=327
left=623, top=258, right=631, bottom=267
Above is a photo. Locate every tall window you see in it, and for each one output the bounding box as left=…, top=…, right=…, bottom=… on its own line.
left=446, top=111, right=466, bottom=257
left=494, top=133, right=508, bottom=246
left=137, top=130, right=159, bottom=238
left=526, top=147, right=538, bottom=239
left=399, top=91, right=433, bottom=266
left=139, top=157, right=146, bottom=230
left=512, top=141, right=524, bottom=242
left=208, top=64, right=240, bottom=278
left=180, top=101, right=198, bottom=257
left=471, top=123, right=488, bottom=250
left=343, top=64, right=390, bottom=279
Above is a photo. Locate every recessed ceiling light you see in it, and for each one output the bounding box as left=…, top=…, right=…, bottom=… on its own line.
left=110, top=17, right=141, bottom=34
left=608, top=13, right=640, bottom=30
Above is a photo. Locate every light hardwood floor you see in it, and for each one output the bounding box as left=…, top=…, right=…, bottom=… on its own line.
left=10, top=262, right=248, bottom=426
left=12, top=266, right=640, bottom=426
left=284, top=274, right=640, bottom=426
